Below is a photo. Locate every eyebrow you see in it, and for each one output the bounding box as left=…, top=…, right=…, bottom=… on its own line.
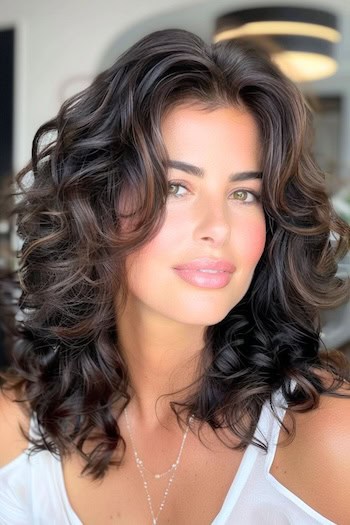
left=166, top=160, right=263, bottom=182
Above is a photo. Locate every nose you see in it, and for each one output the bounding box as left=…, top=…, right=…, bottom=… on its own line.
left=193, top=201, right=231, bottom=247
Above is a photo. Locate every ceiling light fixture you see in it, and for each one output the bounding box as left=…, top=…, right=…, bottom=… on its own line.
left=213, top=6, right=341, bottom=82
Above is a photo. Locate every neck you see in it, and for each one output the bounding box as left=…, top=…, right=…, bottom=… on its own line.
left=115, top=303, right=208, bottom=431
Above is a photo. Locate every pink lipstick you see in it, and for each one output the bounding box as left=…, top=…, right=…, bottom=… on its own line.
left=173, top=258, right=235, bottom=289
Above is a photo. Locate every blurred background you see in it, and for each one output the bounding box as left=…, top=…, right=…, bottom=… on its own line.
left=0, top=0, right=349, bottom=369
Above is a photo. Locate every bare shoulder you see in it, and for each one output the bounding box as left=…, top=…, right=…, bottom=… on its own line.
left=273, top=373, right=350, bottom=525
left=0, top=384, right=31, bottom=468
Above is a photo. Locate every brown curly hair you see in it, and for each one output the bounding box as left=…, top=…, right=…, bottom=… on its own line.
left=1, top=28, right=349, bottom=480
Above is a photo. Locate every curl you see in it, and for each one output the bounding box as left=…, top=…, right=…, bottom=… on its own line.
left=1, top=29, right=349, bottom=480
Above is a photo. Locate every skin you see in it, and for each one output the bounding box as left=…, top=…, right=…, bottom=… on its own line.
left=115, top=102, right=266, bottom=432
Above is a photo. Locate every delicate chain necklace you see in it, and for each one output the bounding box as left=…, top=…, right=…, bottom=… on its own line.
left=124, top=406, right=195, bottom=525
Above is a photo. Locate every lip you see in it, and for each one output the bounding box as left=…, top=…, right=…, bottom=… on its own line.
left=173, top=258, right=235, bottom=289
left=174, top=258, right=235, bottom=273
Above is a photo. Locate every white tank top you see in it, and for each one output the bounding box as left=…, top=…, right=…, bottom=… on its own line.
left=0, top=386, right=336, bottom=525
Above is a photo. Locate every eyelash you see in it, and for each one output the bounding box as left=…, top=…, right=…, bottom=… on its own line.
left=167, top=181, right=261, bottom=204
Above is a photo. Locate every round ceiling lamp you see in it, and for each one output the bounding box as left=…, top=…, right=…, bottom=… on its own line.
left=213, top=6, right=341, bottom=82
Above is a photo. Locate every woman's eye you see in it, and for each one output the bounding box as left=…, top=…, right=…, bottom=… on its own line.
left=167, top=182, right=189, bottom=198
left=230, top=190, right=259, bottom=203
left=167, top=182, right=260, bottom=203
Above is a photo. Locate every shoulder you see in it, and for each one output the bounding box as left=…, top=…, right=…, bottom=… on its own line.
left=277, top=376, right=350, bottom=524
left=0, top=384, right=31, bottom=468
left=302, top=380, right=350, bottom=466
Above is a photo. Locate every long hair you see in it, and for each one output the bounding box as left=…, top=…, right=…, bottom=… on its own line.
left=1, top=28, right=349, bottom=479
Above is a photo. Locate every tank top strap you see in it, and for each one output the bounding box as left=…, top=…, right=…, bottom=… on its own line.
left=264, top=379, right=297, bottom=472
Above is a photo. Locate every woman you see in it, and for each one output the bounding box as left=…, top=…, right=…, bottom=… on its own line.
left=0, top=28, right=350, bottom=525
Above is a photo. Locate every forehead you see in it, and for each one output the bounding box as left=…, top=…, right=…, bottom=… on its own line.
left=161, top=103, right=261, bottom=168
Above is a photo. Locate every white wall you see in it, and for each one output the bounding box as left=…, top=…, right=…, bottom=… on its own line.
left=0, top=0, right=204, bottom=171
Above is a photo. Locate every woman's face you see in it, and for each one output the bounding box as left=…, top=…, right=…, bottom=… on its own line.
left=123, top=103, right=266, bottom=327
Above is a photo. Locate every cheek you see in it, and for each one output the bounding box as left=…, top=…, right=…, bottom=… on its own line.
left=236, top=218, right=266, bottom=265
left=138, top=211, right=183, bottom=262
left=125, top=221, right=176, bottom=281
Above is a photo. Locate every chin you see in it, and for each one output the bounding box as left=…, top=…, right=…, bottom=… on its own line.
left=172, top=306, right=236, bottom=327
